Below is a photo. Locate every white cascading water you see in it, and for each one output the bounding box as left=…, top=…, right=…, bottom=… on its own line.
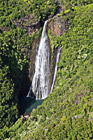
left=27, top=20, right=50, bottom=100
left=50, top=47, right=61, bottom=94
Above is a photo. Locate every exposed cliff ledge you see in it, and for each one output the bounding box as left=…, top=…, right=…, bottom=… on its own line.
left=13, top=14, right=40, bottom=35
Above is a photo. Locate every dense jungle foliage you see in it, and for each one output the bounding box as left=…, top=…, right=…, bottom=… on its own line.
left=0, top=0, right=93, bottom=140
left=0, top=0, right=57, bottom=27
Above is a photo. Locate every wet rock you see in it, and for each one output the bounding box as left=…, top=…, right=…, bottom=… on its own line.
left=48, top=15, right=68, bottom=36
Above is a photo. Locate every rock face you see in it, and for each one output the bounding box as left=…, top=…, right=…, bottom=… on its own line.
left=13, top=14, right=40, bottom=35
left=48, top=15, right=68, bottom=36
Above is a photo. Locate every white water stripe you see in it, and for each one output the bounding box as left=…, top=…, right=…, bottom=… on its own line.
left=50, top=47, right=61, bottom=94
left=27, top=21, right=50, bottom=100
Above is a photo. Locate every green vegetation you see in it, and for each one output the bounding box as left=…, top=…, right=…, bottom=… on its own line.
left=60, top=0, right=93, bottom=9
left=0, top=0, right=57, bottom=28
left=0, top=0, right=93, bottom=139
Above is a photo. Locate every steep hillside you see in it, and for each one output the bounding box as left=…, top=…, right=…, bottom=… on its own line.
left=4, top=3, right=93, bottom=140
left=0, top=0, right=93, bottom=140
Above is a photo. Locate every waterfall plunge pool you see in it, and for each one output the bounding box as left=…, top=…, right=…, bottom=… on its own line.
left=19, top=96, right=44, bottom=115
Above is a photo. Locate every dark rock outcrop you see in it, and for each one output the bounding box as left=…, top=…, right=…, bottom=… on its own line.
left=13, top=14, right=40, bottom=35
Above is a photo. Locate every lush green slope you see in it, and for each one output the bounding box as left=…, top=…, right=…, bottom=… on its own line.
left=5, top=3, right=93, bottom=140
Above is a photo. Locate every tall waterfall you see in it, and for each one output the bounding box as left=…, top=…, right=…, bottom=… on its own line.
left=50, top=47, right=61, bottom=94
left=27, top=20, right=50, bottom=100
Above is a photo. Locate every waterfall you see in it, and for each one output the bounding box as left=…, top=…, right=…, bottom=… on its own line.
left=27, top=20, right=50, bottom=100
left=50, top=47, right=61, bottom=94
left=27, top=20, right=61, bottom=100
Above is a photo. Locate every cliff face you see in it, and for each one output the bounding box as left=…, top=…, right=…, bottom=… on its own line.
left=48, top=15, right=69, bottom=36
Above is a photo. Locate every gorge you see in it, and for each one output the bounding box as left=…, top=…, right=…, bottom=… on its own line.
left=18, top=1, right=64, bottom=115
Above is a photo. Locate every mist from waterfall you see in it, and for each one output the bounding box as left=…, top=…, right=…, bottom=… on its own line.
left=27, top=20, right=50, bottom=100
